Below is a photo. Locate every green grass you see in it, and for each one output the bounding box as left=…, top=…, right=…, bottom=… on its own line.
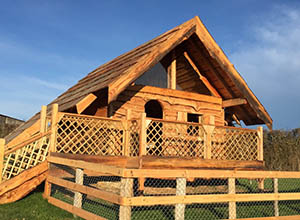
left=0, top=184, right=78, bottom=220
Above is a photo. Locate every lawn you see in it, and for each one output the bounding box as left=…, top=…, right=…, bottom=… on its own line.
left=0, top=184, right=80, bottom=220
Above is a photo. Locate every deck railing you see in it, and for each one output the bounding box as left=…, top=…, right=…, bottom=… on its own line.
left=53, top=112, right=263, bottom=161
left=47, top=154, right=300, bottom=220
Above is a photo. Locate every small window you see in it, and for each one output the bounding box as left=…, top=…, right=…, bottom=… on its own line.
left=187, top=113, right=202, bottom=136
left=187, top=113, right=202, bottom=123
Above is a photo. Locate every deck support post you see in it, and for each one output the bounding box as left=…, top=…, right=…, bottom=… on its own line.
left=73, top=168, right=84, bottom=218
left=0, top=139, right=5, bottom=183
left=175, top=177, right=186, bottom=220
left=123, top=109, right=131, bottom=156
left=257, top=126, right=264, bottom=190
left=228, top=177, right=236, bottom=219
left=119, top=177, right=133, bottom=220
left=44, top=103, right=58, bottom=199
left=274, top=178, right=279, bottom=216
left=40, top=105, right=47, bottom=133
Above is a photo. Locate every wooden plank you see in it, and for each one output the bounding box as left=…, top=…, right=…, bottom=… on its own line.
left=139, top=113, right=146, bottom=156
left=119, top=178, right=133, bottom=220
left=222, top=98, right=247, bottom=108
left=122, top=168, right=300, bottom=179
left=74, top=168, right=83, bottom=209
left=48, top=156, right=124, bottom=176
left=126, top=85, right=222, bottom=105
left=175, top=178, right=186, bottom=220
left=0, top=139, right=5, bottom=183
left=76, top=93, right=97, bottom=114
left=122, top=192, right=300, bottom=206
left=0, top=161, right=48, bottom=196
left=47, top=175, right=122, bottom=205
left=5, top=131, right=51, bottom=156
left=183, top=51, right=220, bottom=97
left=48, top=197, right=106, bottom=220
left=0, top=171, right=47, bottom=204
left=274, top=178, right=279, bottom=217
left=49, top=103, right=58, bottom=152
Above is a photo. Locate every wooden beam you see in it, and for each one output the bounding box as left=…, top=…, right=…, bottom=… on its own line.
left=48, top=197, right=105, bottom=220
left=232, top=216, right=300, bottom=220
left=167, top=52, right=176, bottom=89
left=122, top=192, right=300, bottom=206
left=0, top=139, right=5, bottom=183
left=183, top=51, right=220, bottom=97
left=222, top=98, right=247, bottom=108
left=76, top=93, right=97, bottom=114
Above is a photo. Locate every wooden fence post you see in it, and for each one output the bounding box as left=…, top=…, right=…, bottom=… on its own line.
left=74, top=168, right=84, bottom=215
left=119, top=177, right=133, bottom=220
left=175, top=177, right=186, bottom=220
left=203, top=115, right=215, bottom=159
left=274, top=178, right=279, bottom=216
left=0, top=139, right=5, bottom=183
left=44, top=103, right=58, bottom=199
left=228, top=178, right=236, bottom=219
left=257, top=126, right=264, bottom=190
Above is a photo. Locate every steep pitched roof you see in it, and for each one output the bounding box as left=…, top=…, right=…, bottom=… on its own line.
left=5, top=16, right=272, bottom=144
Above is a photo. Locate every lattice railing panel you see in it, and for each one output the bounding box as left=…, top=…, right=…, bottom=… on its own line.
left=211, top=126, right=259, bottom=161
left=146, top=119, right=205, bottom=157
left=56, top=114, right=125, bottom=156
left=2, top=134, right=50, bottom=181
left=128, top=119, right=140, bottom=156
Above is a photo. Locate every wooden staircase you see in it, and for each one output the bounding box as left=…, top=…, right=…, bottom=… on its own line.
left=0, top=105, right=57, bottom=204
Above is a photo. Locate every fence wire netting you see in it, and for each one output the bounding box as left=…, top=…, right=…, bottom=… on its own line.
left=49, top=162, right=300, bottom=220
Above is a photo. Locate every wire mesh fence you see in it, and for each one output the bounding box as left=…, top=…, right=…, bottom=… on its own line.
left=47, top=156, right=300, bottom=220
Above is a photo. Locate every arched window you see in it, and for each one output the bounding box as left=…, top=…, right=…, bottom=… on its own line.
left=144, top=100, right=163, bottom=119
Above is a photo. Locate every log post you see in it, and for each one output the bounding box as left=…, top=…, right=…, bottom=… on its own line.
left=119, top=177, right=133, bottom=220
left=74, top=168, right=84, bottom=213
left=167, top=51, right=176, bottom=90
left=228, top=178, right=236, bottom=219
left=257, top=126, right=264, bottom=190
left=203, top=115, right=215, bottom=159
left=0, top=139, right=5, bottom=183
left=175, top=177, right=186, bottom=220
left=40, top=105, right=47, bottom=133
left=138, top=113, right=147, bottom=191
left=123, top=109, right=131, bottom=156
left=49, top=104, right=59, bottom=153
left=274, top=178, right=279, bottom=216
left=139, top=113, right=146, bottom=156
left=44, top=103, right=58, bottom=199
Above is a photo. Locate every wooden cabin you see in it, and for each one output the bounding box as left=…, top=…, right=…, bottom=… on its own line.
left=0, top=16, right=273, bottom=205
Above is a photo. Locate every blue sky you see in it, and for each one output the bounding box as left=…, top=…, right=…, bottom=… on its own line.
left=0, top=0, right=300, bottom=129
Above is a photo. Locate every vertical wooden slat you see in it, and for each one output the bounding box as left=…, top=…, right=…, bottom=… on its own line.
left=228, top=178, right=236, bottom=219
left=0, top=139, right=5, bottom=183
left=175, top=177, right=186, bottom=220
left=274, top=178, right=279, bottom=216
left=167, top=52, right=176, bottom=90
left=119, top=178, right=133, bottom=220
left=74, top=168, right=83, bottom=212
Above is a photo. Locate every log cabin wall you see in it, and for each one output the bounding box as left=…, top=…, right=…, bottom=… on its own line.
left=109, top=85, right=224, bottom=125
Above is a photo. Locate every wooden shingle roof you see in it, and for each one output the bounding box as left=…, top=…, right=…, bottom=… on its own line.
left=5, top=16, right=272, bottom=144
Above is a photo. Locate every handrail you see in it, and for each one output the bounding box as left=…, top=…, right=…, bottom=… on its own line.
left=4, top=131, right=51, bottom=156
left=59, top=112, right=123, bottom=122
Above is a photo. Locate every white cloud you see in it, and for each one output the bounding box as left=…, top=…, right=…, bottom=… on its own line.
left=229, top=5, right=300, bottom=129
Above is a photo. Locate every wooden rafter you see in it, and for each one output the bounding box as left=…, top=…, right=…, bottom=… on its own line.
left=183, top=51, right=220, bottom=98
left=222, top=98, right=247, bottom=108
left=76, top=93, right=97, bottom=114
